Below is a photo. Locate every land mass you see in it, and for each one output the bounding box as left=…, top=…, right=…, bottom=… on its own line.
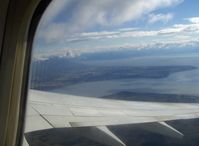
left=30, top=57, right=197, bottom=90
left=101, top=91, right=199, bottom=103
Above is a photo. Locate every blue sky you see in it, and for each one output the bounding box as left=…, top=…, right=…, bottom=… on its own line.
left=33, top=0, right=199, bottom=60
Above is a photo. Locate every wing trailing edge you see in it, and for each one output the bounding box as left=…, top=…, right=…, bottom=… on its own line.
left=75, top=126, right=126, bottom=146
left=74, top=121, right=183, bottom=146
left=139, top=121, right=184, bottom=138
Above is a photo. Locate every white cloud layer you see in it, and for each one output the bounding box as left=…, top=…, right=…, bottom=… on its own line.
left=186, top=17, right=199, bottom=24
left=39, top=0, right=71, bottom=26
left=61, top=20, right=199, bottom=42
left=33, top=0, right=199, bottom=60
left=34, top=18, right=199, bottom=60
left=37, top=0, right=183, bottom=42
left=148, top=13, right=173, bottom=24
left=34, top=38, right=199, bottom=61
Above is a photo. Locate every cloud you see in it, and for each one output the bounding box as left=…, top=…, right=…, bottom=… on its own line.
left=34, top=0, right=199, bottom=61
left=61, top=20, right=199, bottom=42
left=148, top=13, right=173, bottom=24
left=39, top=0, right=72, bottom=26
left=34, top=38, right=199, bottom=61
left=186, top=17, right=199, bottom=24
left=66, top=30, right=158, bottom=42
left=34, top=15, right=199, bottom=60
left=37, top=0, right=183, bottom=42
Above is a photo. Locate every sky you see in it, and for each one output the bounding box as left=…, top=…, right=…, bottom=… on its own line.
left=33, top=0, right=199, bottom=60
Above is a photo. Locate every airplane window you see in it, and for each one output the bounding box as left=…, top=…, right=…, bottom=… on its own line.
left=23, top=0, right=199, bottom=146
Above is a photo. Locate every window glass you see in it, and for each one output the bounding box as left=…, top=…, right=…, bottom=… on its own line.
left=23, top=0, right=199, bottom=146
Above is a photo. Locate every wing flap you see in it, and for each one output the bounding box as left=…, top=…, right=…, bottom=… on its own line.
left=76, top=126, right=126, bottom=146
left=138, top=122, right=183, bottom=138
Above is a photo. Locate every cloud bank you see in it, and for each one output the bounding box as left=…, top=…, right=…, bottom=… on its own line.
left=32, top=0, right=199, bottom=61
left=37, top=0, right=183, bottom=42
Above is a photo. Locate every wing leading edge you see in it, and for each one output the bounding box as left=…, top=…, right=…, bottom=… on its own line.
left=24, top=90, right=199, bottom=146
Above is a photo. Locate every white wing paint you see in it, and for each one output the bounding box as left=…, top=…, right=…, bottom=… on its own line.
left=24, top=90, right=199, bottom=146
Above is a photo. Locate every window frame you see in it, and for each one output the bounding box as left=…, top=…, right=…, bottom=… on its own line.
left=0, top=0, right=51, bottom=146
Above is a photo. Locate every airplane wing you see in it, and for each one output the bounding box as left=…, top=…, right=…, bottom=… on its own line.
left=24, top=89, right=199, bottom=146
